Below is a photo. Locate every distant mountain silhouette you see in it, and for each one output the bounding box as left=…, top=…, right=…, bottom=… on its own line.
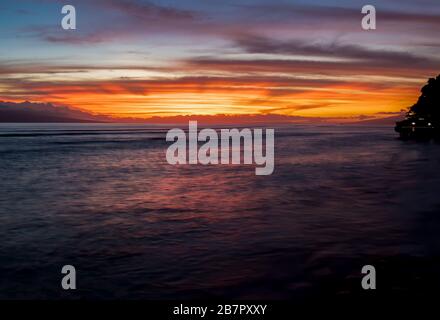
left=395, top=74, right=440, bottom=139
left=0, top=101, right=332, bottom=124
left=0, top=101, right=109, bottom=123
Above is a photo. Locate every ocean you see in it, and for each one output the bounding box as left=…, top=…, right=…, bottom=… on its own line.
left=1, top=123, right=440, bottom=299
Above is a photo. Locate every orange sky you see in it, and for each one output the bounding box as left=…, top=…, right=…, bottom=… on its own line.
left=1, top=0, right=439, bottom=121
left=0, top=71, right=424, bottom=120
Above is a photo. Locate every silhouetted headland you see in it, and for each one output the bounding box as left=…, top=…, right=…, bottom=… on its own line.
left=395, top=74, right=440, bottom=140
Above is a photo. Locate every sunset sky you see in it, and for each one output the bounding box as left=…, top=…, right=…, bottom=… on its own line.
left=1, top=0, right=439, bottom=120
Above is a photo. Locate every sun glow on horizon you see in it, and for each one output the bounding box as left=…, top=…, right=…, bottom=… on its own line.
left=0, top=0, right=439, bottom=120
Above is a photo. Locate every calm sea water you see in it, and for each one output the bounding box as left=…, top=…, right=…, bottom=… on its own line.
left=1, top=123, right=440, bottom=299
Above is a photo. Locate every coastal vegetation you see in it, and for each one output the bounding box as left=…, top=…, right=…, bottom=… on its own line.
left=395, top=74, right=440, bottom=140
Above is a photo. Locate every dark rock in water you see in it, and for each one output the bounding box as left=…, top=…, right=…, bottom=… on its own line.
left=395, top=74, right=440, bottom=140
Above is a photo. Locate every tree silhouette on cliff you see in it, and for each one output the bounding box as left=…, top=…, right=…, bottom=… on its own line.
left=407, top=74, right=440, bottom=120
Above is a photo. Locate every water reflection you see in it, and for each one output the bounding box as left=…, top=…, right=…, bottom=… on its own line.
left=1, top=124, right=440, bottom=299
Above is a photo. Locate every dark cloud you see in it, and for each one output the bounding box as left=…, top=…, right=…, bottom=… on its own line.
left=234, top=35, right=440, bottom=70
left=375, top=111, right=406, bottom=115
left=22, top=1, right=440, bottom=48
left=21, top=0, right=200, bottom=45
left=101, top=0, right=196, bottom=21
left=357, top=114, right=376, bottom=120
left=183, top=56, right=439, bottom=78
left=237, top=3, right=440, bottom=26
left=0, top=75, right=341, bottom=97
left=44, top=32, right=105, bottom=44
left=255, top=103, right=334, bottom=113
